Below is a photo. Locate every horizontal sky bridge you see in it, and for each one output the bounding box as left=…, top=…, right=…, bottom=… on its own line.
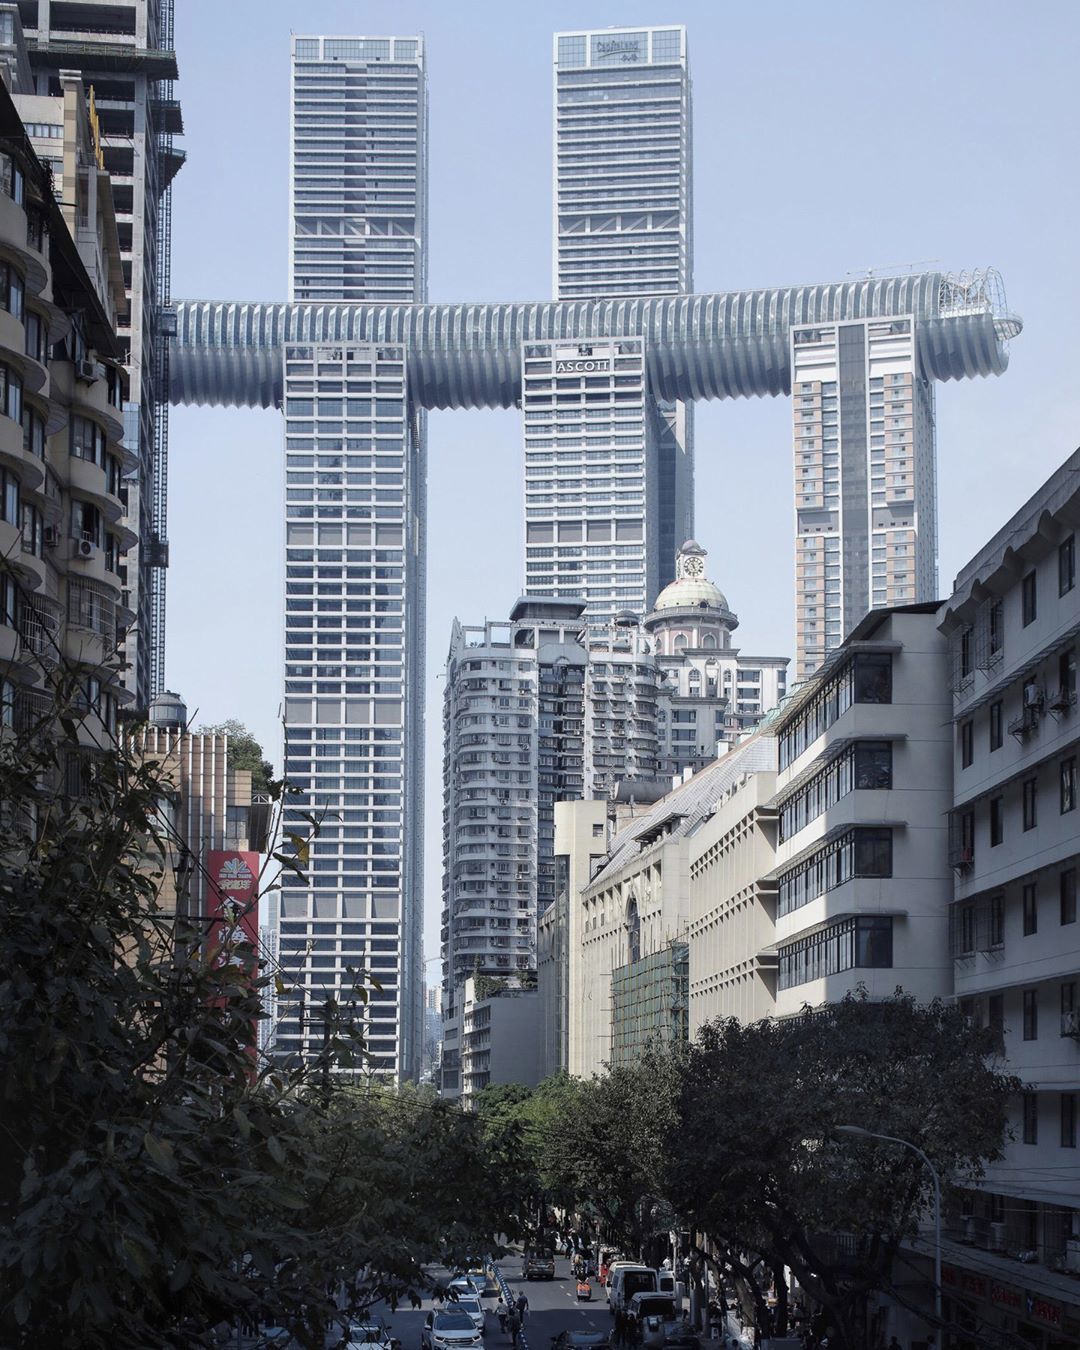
left=170, top=269, right=1020, bottom=412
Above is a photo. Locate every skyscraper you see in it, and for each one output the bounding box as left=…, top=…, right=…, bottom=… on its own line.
left=13, top=0, right=183, bottom=703
left=791, top=316, right=937, bottom=680
left=274, top=36, right=427, bottom=1080
left=530, top=26, right=693, bottom=625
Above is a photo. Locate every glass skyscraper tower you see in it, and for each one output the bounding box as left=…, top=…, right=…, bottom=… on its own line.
left=274, top=36, right=428, bottom=1079
left=524, top=27, right=693, bottom=624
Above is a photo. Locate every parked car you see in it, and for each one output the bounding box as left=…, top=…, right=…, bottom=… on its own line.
left=627, top=1293, right=680, bottom=1349
left=421, top=1310, right=484, bottom=1350
left=607, top=1265, right=658, bottom=1314
left=521, top=1249, right=556, bottom=1280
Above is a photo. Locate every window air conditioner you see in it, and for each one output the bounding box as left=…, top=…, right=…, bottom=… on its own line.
left=76, top=359, right=101, bottom=383
left=43, top=525, right=60, bottom=547
left=988, top=1222, right=1007, bottom=1252
left=75, top=538, right=95, bottom=559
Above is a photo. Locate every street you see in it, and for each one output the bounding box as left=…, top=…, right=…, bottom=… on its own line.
left=376, top=1256, right=609, bottom=1350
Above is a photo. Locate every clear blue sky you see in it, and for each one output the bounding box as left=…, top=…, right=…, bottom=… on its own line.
left=166, top=0, right=1080, bottom=967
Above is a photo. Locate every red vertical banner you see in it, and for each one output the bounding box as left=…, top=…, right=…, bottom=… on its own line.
left=207, top=850, right=260, bottom=958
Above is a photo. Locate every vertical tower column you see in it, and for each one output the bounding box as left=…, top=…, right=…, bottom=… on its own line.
left=550, top=25, right=693, bottom=615
left=275, top=342, right=423, bottom=1081
left=792, top=316, right=938, bottom=680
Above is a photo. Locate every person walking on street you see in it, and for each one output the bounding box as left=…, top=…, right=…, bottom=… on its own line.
left=516, top=1291, right=529, bottom=1321
left=508, top=1307, right=521, bottom=1348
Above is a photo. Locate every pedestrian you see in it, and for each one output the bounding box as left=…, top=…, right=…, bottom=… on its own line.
left=508, top=1308, right=522, bottom=1348
left=497, top=1298, right=508, bottom=1334
left=516, top=1291, right=529, bottom=1321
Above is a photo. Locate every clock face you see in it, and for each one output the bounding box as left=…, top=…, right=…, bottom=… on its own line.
left=681, top=554, right=704, bottom=578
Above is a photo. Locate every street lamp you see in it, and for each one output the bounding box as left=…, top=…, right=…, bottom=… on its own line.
left=835, top=1125, right=942, bottom=1346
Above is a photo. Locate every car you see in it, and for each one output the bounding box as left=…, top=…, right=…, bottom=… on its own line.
left=521, top=1249, right=556, bottom=1280
left=452, top=1296, right=485, bottom=1332
left=450, top=1275, right=483, bottom=1299
left=421, top=1309, right=484, bottom=1350
left=551, top=1333, right=610, bottom=1350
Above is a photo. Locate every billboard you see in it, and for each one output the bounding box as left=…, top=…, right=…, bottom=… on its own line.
left=207, top=849, right=260, bottom=956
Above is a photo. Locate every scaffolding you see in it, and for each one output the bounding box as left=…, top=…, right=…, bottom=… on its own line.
left=609, top=941, right=689, bottom=1068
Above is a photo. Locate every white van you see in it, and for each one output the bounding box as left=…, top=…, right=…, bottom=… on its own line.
left=608, top=1265, right=657, bottom=1314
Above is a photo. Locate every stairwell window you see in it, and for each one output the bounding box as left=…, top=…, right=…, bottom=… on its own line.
left=1022, top=1093, right=1038, bottom=1145
left=1022, top=570, right=1038, bottom=627
left=1022, top=777, right=1038, bottom=831
left=1062, top=1094, right=1077, bottom=1148
left=989, top=700, right=1003, bottom=751
left=1060, top=535, right=1076, bottom=596
left=1061, top=869, right=1077, bottom=926
left=989, top=796, right=1004, bottom=847
left=960, top=719, right=974, bottom=769
left=1062, top=758, right=1077, bottom=814
left=1023, top=883, right=1038, bottom=936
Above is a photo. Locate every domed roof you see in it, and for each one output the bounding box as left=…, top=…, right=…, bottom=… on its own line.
left=650, top=541, right=730, bottom=614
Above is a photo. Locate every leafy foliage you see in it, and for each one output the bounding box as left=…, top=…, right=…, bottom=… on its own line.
left=196, top=718, right=274, bottom=793
left=665, top=994, right=1021, bottom=1347
left=0, top=719, right=523, bottom=1348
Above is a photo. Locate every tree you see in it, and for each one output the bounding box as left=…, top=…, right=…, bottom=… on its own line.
left=666, top=993, right=1020, bottom=1349
left=543, top=1047, right=682, bottom=1257
left=0, top=714, right=526, bottom=1348
left=197, top=718, right=274, bottom=793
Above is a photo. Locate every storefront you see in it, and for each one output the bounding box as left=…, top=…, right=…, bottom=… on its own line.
left=942, top=1263, right=1080, bottom=1350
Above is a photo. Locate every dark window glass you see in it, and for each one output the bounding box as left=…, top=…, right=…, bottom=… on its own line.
left=854, top=828, right=892, bottom=877
left=1062, top=1094, right=1076, bottom=1148
left=854, top=653, right=892, bottom=704
left=1062, top=981, right=1077, bottom=1016
left=960, top=720, right=973, bottom=769
left=853, top=740, right=892, bottom=789
left=1061, top=869, right=1077, bottom=925
left=1022, top=777, right=1038, bottom=831
left=1021, top=570, right=1037, bottom=626
left=855, top=916, right=893, bottom=968
left=989, top=701, right=1003, bottom=751
left=989, top=600, right=1004, bottom=655
left=1060, top=535, right=1076, bottom=596
left=960, top=627, right=973, bottom=680
left=1022, top=1093, right=1038, bottom=1145
left=1061, top=649, right=1077, bottom=701
left=990, top=893, right=1005, bottom=948
left=988, top=993, right=1005, bottom=1050
left=1061, top=758, right=1077, bottom=815
left=1022, top=883, right=1038, bottom=936
left=1023, top=988, right=1038, bottom=1040
left=989, top=796, right=1004, bottom=847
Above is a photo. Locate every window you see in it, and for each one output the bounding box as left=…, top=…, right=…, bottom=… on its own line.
left=990, top=893, right=1005, bottom=948
left=1021, top=570, right=1037, bottom=626
left=989, top=599, right=1004, bottom=657
left=0, top=464, right=19, bottom=524
left=959, top=627, right=973, bottom=681
left=1060, top=535, right=1076, bottom=596
left=989, top=701, right=1003, bottom=751
left=70, top=416, right=107, bottom=468
left=1062, top=758, right=1077, bottom=814
left=1061, top=648, right=1077, bottom=701
left=1062, top=1094, right=1077, bottom=1149
left=988, top=993, right=1005, bottom=1050
left=1023, top=988, right=1038, bottom=1040
left=1022, top=1092, right=1038, bottom=1145
left=1022, top=777, right=1038, bottom=831
left=1023, top=883, right=1038, bottom=936
left=1061, top=869, right=1077, bottom=925
left=0, top=258, right=23, bottom=319
left=0, top=151, right=24, bottom=204
left=1063, top=981, right=1077, bottom=1018
left=777, top=915, right=893, bottom=989
left=989, top=796, right=1004, bottom=847
left=960, top=720, right=973, bottom=768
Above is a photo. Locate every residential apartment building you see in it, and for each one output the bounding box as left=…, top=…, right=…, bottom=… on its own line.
left=0, top=71, right=131, bottom=774
left=564, top=735, right=777, bottom=1077
left=771, top=604, right=954, bottom=1015
left=537, top=25, right=693, bottom=624
left=3, top=0, right=183, bottom=702
left=687, top=757, right=778, bottom=1028
left=791, top=316, right=938, bottom=681
left=457, top=975, right=541, bottom=1110
left=276, top=35, right=428, bottom=1081
left=937, top=449, right=1080, bottom=1342
left=643, top=539, right=788, bottom=773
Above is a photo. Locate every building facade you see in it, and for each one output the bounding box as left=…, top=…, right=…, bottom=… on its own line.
left=0, top=71, right=131, bottom=779
left=791, top=313, right=938, bottom=680
left=644, top=540, right=788, bottom=773
left=938, top=450, right=1080, bottom=1320
left=275, top=35, right=428, bottom=1080
left=5, top=0, right=183, bottom=703
left=771, top=604, right=954, bottom=1016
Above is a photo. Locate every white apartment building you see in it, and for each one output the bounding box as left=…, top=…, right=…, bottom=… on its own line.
left=687, top=757, right=779, bottom=1028
left=275, top=36, right=429, bottom=1081
left=937, top=448, right=1080, bottom=1340
left=792, top=315, right=937, bottom=681
left=770, top=604, right=954, bottom=1016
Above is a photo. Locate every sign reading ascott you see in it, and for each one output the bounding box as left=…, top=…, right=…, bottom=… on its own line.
left=555, top=358, right=610, bottom=374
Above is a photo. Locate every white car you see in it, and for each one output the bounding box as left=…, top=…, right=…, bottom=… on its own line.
left=451, top=1296, right=485, bottom=1333
left=422, top=1309, right=484, bottom=1350
left=450, top=1276, right=483, bottom=1299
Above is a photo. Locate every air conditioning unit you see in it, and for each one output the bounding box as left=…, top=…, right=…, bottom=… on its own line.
left=43, top=525, right=60, bottom=547
left=74, top=538, right=95, bottom=559
left=988, top=1222, right=1007, bottom=1252
left=1024, top=682, right=1045, bottom=710
left=1061, top=1010, right=1080, bottom=1039
left=75, top=358, right=101, bottom=383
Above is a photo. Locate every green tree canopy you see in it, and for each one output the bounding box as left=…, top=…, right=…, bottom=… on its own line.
left=665, top=993, right=1020, bottom=1349
left=196, top=718, right=274, bottom=793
